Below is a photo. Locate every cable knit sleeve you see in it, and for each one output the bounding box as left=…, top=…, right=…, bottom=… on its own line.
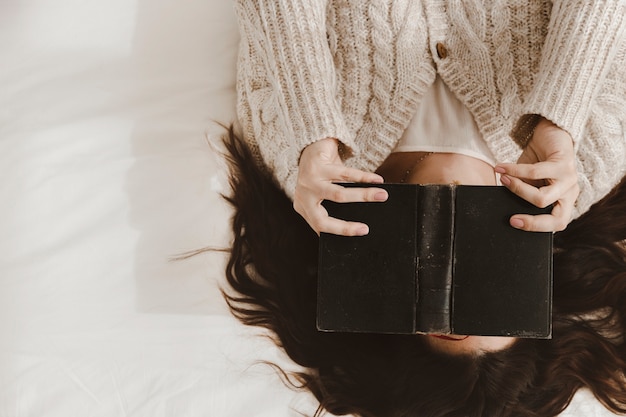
left=235, top=0, right=354, bottom=197
left=511, top=0, right=626, bottom=148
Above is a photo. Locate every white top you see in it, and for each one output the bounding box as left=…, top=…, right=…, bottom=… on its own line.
left=394, top=75, right=497, bottom=167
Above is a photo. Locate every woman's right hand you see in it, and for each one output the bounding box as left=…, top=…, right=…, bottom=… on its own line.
left=294, top=138, right=388, bottom=236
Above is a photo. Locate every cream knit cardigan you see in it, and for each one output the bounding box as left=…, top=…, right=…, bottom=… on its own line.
left=235, top=0, right=626, bottom=217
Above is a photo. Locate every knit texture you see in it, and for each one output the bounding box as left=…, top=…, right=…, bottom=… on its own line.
left=235, top=0, right=626, bottom=218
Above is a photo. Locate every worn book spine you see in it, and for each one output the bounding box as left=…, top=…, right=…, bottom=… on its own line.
left=415, top=185, right=455, bottom=333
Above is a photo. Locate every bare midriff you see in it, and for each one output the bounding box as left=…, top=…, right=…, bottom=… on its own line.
left=376, top=151, right=497, bottom=186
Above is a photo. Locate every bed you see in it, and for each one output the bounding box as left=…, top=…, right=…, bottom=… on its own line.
left=0, top=1, right=614, bottom=415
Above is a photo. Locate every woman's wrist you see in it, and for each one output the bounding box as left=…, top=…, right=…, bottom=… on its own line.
left=300, top=137, right=340, bottom=166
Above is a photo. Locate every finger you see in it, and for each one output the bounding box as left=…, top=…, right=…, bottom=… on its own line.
left=495, top=162, right=559, bottom=181
left=496, top=161, right=578, bottom=189
left=509, top=213, right=565, bottom=232
left=293, top=185, right=386, bottom=235
left=302, top=203, right=370, bottom=236
left=509, top=184, right=579, bottom=232
left=322, top=183, right=388, bottom=204
left=329, top=165, right=384, bottom=184
left=317, top=216, right=371, bottom=236
left=500, top=174, right=563, bottom=208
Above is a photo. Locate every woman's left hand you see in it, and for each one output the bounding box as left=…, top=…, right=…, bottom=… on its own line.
left=495, top=117, right=580, bottom=232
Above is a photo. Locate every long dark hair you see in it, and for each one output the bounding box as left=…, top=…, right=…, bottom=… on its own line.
left=221, top=127, right=626, bottom=417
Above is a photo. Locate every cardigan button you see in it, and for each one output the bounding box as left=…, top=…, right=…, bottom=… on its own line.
left=436, top=42, right=448, bottom=59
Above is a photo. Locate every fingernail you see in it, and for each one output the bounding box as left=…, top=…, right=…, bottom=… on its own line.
left=356, top=225, right=369, bottom=235
left=494, top=166, right=506, bottom=174
left=500, top=175, right=511, bottom=186
left=510, top=218, right=524, bottom=229
left=374, top=191, right=388, bottom=201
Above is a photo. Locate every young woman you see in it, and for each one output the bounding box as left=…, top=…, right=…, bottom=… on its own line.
left=221, top=127, right=626, bottom=416
left=227, top=1, right=626, bottom=415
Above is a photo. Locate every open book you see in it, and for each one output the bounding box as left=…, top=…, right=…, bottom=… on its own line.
left=317, top=184, right=553, bottom=338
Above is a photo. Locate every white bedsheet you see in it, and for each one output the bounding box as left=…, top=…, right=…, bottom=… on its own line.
left=0, top=1, right=614, bottom=416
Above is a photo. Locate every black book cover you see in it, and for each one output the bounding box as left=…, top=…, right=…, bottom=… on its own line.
left=317, top=183, right=553, bottom=338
